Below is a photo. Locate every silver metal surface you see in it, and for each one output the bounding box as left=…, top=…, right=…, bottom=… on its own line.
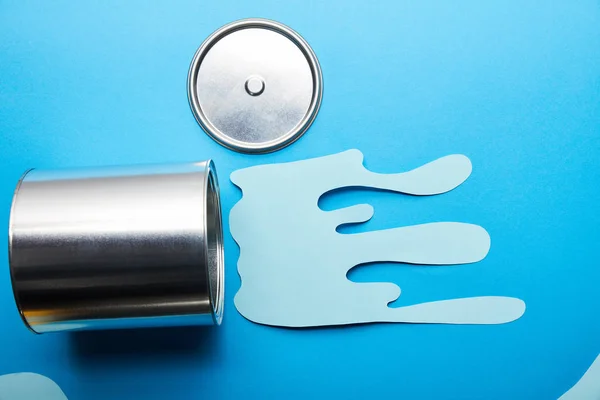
left=188, top=18, right=323, bottom=154
left=8, top=161, right=224, bottom=333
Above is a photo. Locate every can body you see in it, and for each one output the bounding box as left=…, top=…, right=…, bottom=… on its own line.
left=8, top=161, right=224, bottom=333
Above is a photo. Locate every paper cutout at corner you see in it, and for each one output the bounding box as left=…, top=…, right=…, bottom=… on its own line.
left=231, top=149, right=525, bottom=327
left=559, top=354, right=600, bottom=400
left=0, top=373, right=68, bottom=400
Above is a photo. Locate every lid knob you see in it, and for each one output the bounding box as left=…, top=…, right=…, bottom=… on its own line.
left=245, top=76, right=265, bottom=96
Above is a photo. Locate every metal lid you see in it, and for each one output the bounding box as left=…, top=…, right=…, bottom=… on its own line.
left=187, top=19, right=323, bottom=154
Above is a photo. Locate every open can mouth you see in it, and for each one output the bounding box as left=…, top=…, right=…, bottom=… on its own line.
left=204, top=160, right=225, bottom=325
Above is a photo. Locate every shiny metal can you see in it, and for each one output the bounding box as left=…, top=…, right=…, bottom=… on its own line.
left=8, top=161, right=224, bottom=333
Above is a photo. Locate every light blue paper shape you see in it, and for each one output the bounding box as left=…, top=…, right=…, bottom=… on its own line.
left=559, top=354, right=600, bottom=400
left=231, top=149, right=525, bottom=327
left=0, top=373, right=68, bottom=400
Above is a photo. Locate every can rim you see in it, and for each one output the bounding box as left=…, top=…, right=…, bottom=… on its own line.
left=8, top=168, right=40, bottom=334
left=203, top=160, right=225, bottom=325
left=187, top=18, right=324, bottom=154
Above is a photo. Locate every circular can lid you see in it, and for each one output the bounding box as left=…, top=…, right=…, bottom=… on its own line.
left=187, top=19, right=323, bottom=154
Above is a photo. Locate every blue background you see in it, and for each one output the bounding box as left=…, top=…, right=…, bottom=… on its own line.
left=1, top=1, right=599, bottom=399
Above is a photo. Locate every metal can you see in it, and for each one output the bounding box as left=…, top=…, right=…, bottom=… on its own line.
left=8, top=161, right=224, bottom=333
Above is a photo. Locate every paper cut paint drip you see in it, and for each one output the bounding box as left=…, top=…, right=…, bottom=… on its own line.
left=0, top=373, right=68, bottom=400
left=230, top=150, right=525, bottom=327
left=559, top=354, right=600, bottom=400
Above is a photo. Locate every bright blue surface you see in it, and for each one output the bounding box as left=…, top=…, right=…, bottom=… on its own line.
left=0, top=1, right=598, bottom=399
